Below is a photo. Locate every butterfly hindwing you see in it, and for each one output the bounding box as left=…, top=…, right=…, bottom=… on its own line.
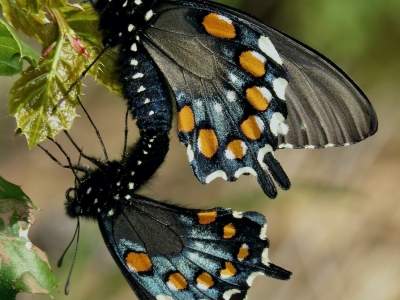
left=98, top=195, right=291, bottom=300
left=140, top=1, right=291, bottom=198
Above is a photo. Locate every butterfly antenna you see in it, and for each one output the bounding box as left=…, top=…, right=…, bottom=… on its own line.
left=63, top=130, right=105, bottom=168
left=75, top=95, right=109, bottom=162
left=122, top=107, right=129, bottom=161
left=58, top=218, right=81, bottom=295
left=39, top=143, right=82, bottom=184
left=52, top=46, right=109, bottom=112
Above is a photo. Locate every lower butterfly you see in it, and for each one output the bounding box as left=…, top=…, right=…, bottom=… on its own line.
left=43, top=123, right=290, bottom=299
left=66, top=165, right=291, bottom=299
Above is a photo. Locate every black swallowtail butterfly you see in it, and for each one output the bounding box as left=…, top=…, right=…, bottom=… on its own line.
left=65, top=140, right=292, bottom=299
left=55, top=0, right=378, bottom=299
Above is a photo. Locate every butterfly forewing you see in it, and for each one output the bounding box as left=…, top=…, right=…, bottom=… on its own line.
left=186, top=0, right=378, bottom=149
left=98, top=195, right=291, bottom=300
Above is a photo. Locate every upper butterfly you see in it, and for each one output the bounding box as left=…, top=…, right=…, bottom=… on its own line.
left=89, top=0, right=378, bottom=198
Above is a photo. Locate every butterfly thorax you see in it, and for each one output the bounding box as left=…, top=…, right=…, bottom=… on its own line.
left=90, top=0, right=157, bottom=48
left=65, top=160, right=139, bottom=220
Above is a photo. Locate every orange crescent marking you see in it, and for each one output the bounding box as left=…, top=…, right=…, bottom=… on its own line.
left=220, top=261, right=237, bottom=278
left=240, top=116, right=262, bottom=140
left=125, top=252, right=152, bottom=272
left=196, top=272, right=214, bottom=288
left=178, top=106, right=195, bottom=132
left=198, top=211, right=217, bottom=224
left=223, top=223, right=236, bottom=239
left=168, top=273, right=187, bottom=290
left=246, top=86, right=270, bottom=111
left=239, top=51, right=266, bottom=77
left=227, top=140, right=245, bottom=159
left=198, top=129, right=218, bottom=158
left=202, top=13, right=236, bottom=39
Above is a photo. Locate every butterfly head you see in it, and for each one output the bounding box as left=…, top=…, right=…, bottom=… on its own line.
left=64, top=161, right=117, bottom=220
left=64, top=175, right=100, bottom=220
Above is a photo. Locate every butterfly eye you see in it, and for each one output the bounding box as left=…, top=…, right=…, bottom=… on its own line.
left=66, top=188, right=77, bottom=202
left=74, top=205, right=82, bottom=215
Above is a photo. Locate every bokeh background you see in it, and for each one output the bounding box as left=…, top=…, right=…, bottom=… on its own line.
left=0, top=0, right=399, bottom=299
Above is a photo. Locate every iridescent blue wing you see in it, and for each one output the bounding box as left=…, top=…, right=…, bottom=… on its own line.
left=98, top=194, right=291, bottom=300
left=136, top=0, right=377, bottom=198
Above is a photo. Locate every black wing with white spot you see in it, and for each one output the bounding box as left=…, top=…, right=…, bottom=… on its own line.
left=98, top=194, right=291, bottom=300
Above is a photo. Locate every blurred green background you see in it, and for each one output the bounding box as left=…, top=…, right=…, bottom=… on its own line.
left=1, top=0, right=399, bottom=299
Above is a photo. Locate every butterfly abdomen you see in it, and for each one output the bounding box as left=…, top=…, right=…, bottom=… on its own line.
left=90, top=0, right=173, bottom=134
left=89, top=0, right=174, bottom=194
left=118, top=41, right=172, bottom=133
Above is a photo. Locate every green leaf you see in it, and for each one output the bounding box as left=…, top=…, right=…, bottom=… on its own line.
left=0, top=176, right=38, bottom=210
left=0, top=19, right=40, bottom=76
left=0, top=0, right=49, bottom=43
left=40, top=0, right=67, bottom=9
left=8, top=36, right=81, bottom=148
left=3, top=2, right=120, bottom=147
left=0, top=176, right=58, bottom=299
left=61, top=3, right=121, bottom=96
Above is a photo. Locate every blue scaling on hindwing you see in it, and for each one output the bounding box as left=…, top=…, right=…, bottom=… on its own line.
left=142, top=3, right=291, bottom=198
left=97, top=195, right=291, bottom=300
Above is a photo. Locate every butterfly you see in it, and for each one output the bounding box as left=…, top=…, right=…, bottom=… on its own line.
left=54, top=0, right=378, bottom=299
left=87, top=0, right=377, bottom=200
left=65, top=149, right=291, bottom=299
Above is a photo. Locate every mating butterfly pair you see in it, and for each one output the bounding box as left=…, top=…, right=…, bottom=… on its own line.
left=53, top=0, right=378, bottom=299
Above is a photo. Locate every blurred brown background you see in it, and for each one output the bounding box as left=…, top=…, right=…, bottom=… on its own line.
left=1, top=0, right=399, bottom=299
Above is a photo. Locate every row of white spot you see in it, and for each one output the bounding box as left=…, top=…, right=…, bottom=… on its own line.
left=278, top=142, right=352, bottom=149
left=129, top=41, right=156, bottom=117
left=187, top=142, right=277, bottom=185
left=104, top=137, right=157, bottom=216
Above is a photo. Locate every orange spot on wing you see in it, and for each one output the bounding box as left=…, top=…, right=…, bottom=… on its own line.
left=223, top=223, right=236, bottom=239
left=198, top=129, right=218, bottom=158
left=196, top=272, right=214, bottom=289
left=239, top=51, right=266, bottom=77
left=168, top=272, right=187, bottom=290
left=226, top=140, right=245, bottom=159
left=202, top=13, right=236, bottom=39
left=125, top=252, right=152, bottom=273
left=178, top=106, right=195, bottom=132
left=198, top=211, right=217, bottom=224
left=240, top=116, right=263, bottom=140
left=246, top=86, right=270, bottom=111
left=237, top=244, right=249, bottom=261
left=220, top=261, right=237, bottom=278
